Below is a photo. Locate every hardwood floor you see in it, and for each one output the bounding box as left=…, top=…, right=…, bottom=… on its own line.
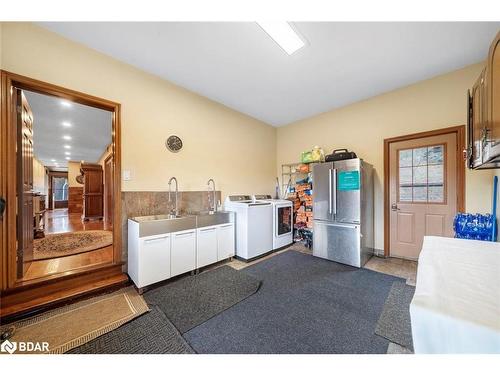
left=22, top=208, right=114, bottom=282
left=45, top=208, right=111, bottom=234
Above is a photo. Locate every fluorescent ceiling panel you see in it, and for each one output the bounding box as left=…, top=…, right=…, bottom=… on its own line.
left=257, top=21, right=305, bottom=55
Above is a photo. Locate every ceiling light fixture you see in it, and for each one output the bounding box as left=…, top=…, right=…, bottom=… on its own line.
left=65, top=157, right=70, bottom=160
left=62, top=135, right=72, bottom=140
left=65, top=152, right=71, bottom=155
left=62, top=121, right=72, bottom=127
left=60, top=100, right=72, bottom=108
left=64, top=145, right=71, bottom=149
left=257, top=22, right=305, bottom=55
left=51, top=159, right=56, bottom=162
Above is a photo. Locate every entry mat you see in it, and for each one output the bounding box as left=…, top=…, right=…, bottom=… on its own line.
left=68, top=306, right=194, bottom=354
left=144, top=265, right=262, bottom=334
left=375, top=281, right=416, bottom=351
left=0, top=286, right=149, bottom=354
left=184, top=251, right=404, bottom=354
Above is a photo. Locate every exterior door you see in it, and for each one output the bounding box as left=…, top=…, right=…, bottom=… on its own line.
left=52, top=174, right=68, bottom=209
left=16, top=89, right=34, bottom=277
left=104, top=155, right=114, bottom=227
left=389, top=132, right=458, bottom=260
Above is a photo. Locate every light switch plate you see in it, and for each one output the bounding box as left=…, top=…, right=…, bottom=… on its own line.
left=123, top=170, right=131, bottom=181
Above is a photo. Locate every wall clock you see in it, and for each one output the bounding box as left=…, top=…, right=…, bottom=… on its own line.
left=166, top=135, right=183, bottom=153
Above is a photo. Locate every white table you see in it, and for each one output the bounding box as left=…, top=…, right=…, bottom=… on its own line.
left=410, top=236, right=500, bottom=353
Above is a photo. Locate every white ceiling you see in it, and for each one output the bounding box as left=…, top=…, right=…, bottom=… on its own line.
left=39, top=22, right=500, bottom=126
left=25, top=90, right=112, bottom=169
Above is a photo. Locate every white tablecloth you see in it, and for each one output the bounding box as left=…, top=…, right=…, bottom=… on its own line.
left=410, top=236, right=500, bottom=353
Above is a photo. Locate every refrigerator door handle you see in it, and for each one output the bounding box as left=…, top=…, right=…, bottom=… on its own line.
left=328, top=169, right=333, bottom=215
left=332, top=169, right=337, bottom=215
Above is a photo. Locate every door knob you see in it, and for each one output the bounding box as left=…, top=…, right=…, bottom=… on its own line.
left=391, top=203, right=400, bottom=211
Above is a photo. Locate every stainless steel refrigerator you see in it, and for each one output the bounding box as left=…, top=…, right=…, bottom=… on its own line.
left=312, top=158, right=374, bottom=268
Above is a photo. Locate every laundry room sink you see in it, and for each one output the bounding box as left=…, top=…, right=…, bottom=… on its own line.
left=193, top=211, right=235, bottom=228
left=130, top=214, right=197, bottom=237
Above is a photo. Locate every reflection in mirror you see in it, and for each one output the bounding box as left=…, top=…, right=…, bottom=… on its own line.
left=16, top=89, right=114, bottom=282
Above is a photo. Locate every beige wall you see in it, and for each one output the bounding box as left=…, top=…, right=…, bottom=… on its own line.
left=33, top=157, right=46, bottom=194
left=277, top=63, right=494, bottom=251
left=0, top=23, right=277, bottom=198
left=67, top=161, right=81, bottom=188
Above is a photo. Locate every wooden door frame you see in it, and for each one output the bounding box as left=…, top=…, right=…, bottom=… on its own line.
left=103, top=153, right=114, bottom=226
left=0, top=70, right=123, bottom=293
left=383, top=125, right=466, bottom=257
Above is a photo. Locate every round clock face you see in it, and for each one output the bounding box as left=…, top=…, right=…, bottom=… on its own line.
left=166, top=135, right=183, bottom=153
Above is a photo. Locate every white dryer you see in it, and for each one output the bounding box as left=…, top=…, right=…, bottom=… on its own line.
left=253, top=195, right=293, bottom=250
left=224, top=195, right=273, bottom=261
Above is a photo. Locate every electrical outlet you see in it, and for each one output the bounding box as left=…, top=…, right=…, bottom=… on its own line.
left=123, top=170, right=131, bottom=181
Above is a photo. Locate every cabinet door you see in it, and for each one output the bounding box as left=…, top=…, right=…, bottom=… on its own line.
left=197, top=226, right=218, bottom=268
left=139, top=234, right=171, bottom=288
left=217, top=223, right=235, bottom=261
left=171, top=229, right=196, bottom=277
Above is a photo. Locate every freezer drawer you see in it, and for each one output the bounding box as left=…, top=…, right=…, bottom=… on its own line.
left=313, top=221, right=363, bottom=268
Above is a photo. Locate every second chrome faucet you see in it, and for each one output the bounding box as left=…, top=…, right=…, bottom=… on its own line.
left=207, top=178, right=217, bottom=213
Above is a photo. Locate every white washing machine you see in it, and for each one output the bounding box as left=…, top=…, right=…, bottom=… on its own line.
left=253, top=195, right=293, bottom=250
left=224, top=195, right=273, bottom=261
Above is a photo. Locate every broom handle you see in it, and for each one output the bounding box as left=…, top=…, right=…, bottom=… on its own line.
left=492, top=176, right=498, bottom=242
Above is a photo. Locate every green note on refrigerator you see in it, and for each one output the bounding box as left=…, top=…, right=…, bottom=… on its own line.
left=338, top=170, right=360, bottom=191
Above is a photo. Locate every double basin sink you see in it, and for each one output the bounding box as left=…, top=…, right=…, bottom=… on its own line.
left=130, top=211, right=234, bottom=238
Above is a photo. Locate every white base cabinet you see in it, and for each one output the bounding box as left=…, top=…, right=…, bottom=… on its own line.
left=197, top=226, right=218, bottom=268
left=196, top=223, right=235, bottom=268
left=171, top=229, right=197, bottom=277
left=217, top=223, right=235, bottom=261
left=128, top=220, right=235, bottom=289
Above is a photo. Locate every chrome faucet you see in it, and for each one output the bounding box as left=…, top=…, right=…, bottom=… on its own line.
left=207, top=178, right=217, bottom=213
left=168, top=177, right=179, bottom=217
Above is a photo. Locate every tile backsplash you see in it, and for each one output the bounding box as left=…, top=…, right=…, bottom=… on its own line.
left=120, top=190, right=222, bottom=269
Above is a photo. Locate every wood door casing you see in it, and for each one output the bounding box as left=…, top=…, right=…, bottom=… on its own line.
left=16, top=90, right=34, bottom=278
left=0, top=70, right=124, bottom=318
left=389, top=133, right=457, bottom=260
left=104, top=154, right=113, bottom=227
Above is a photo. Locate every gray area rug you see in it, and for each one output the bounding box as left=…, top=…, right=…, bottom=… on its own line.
left=145, top=265, right=261, bottom=334
left=375, top=281, right=415, bottom=351
left=184, top=251, right=403, bottom=354
left=68, top=306, right=194, bottom=354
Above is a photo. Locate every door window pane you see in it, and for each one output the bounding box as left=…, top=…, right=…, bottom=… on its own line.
left=399, top=167, right=412, bottom=185
left=399, top=149, right=413, bottom=167
left=397, top=144, right=445, bottom=203
left=413, top=186, right=428, bottom=202
left=413, top=166, right=427, bottom=184
left=428, top=186, right=444, bottom=202
left=428, top=164, right=444, bottom=185
left=413, top=147, right=428, bottom=166
left=428, top=145, right=444, bottom=164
